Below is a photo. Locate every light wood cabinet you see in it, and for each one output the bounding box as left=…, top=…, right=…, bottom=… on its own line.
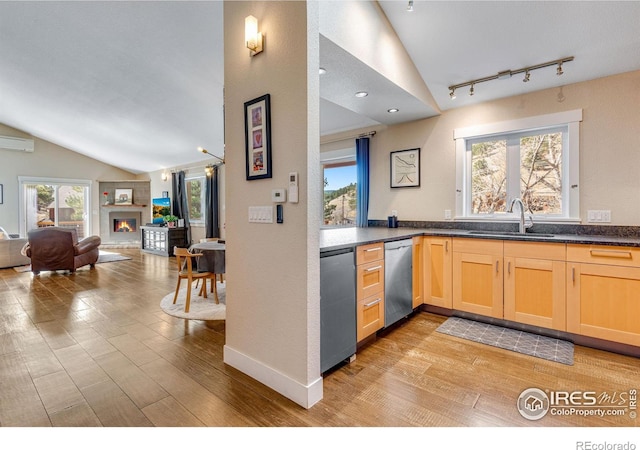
left=423, top=237, right=452, bottom=308
left=452, top=238, right=504, bottom=318
left=412, top=236, right=424, bottom=308
left=566, top=244, right=640, bottom=347
left=503, top=241, right=566, bottom=331
left=356, top=242, right=385, bottom=342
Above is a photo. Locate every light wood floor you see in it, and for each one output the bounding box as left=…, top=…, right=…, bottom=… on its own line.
left=0, top=248, right=638, bottom=428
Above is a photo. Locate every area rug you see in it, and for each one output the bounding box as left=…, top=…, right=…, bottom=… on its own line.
left=436, top=317, right=574, bottom=365
left=12, top=250, right=131, bottom=272
left=160, top=281, right=226, bottom=321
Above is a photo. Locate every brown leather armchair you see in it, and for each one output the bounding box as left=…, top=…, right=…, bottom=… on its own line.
left=25, top=227, right=101, bottom=275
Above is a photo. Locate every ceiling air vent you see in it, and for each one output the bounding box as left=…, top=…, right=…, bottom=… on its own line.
left=0, top=135, right=35, bottom=152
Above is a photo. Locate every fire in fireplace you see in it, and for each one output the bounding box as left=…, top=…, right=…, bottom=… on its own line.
left=114, top=218, right=137, bottom=233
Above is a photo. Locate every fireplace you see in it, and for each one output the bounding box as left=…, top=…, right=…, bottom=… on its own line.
left=114, top=218, right=137, bottom=233
left=107, top=211, right=142, bottom=243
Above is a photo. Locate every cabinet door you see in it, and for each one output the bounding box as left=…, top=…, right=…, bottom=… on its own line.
left=423, top=237, right=452, bottom=308
left=412, top=236, right=424, bottom=308
left=567, top=263, right=640, bottom=347
left=356, top=260, right=385, bottom=301
left=452, top=239, right=503, bottom=318
left=357, top=293, right=385, bottom=342
left=504, top=256, right=566, bottom=330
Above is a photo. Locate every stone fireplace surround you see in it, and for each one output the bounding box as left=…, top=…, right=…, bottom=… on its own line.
left=99, top=180, right=150, bottom=248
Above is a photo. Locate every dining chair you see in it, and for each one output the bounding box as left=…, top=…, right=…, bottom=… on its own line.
left=173, top=247, right=213, bottom=313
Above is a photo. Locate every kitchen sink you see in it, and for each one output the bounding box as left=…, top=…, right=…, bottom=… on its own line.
left=467, top=230, right=556, bottom=238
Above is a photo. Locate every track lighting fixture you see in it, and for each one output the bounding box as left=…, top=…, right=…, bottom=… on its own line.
left=407, top=1, right=414, bottom=12
left=448, top=56, right=573, bottom=100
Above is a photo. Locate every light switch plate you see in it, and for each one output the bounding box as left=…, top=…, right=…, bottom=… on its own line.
left=248, top=206, right=273, bottom=223
left=587, top=210, right=611, bottom=223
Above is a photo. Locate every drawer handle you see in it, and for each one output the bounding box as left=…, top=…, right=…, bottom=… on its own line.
left=366, top=265, right=383, bottom=272
left=496, top=260, right=499, bottom=273
left=365, top=247, right=382, bottom=252
left=589, top=249, right=632, bottom=259
left=364, top=298, right=381, bottom=308
left=508, top=261, right=511, bottom=275
left=445, top=241, right=449, bottom=252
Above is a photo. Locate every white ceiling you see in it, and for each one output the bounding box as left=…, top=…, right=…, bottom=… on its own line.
left=1, top=1, right=639, bottom=174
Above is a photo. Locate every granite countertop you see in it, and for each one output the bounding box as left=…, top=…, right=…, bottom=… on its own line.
left=319, top=226, right=640, bottom=252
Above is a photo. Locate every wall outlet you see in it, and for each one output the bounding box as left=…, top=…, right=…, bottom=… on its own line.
left=587, top=210, right=611, bottom=223
left=391, top=210, right=398, bottom=217
left=444, top=209, right=452, bottom=220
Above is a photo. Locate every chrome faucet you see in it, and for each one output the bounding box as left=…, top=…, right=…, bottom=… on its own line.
left=508, top=198, right=533, bottom=233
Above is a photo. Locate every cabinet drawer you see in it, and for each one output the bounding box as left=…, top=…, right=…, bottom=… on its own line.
left=504, top=241, right=566, bottom=260
left=452, top=237, right=503, bottom=255
left=356, top=260, right=385, bottom=300
left=357, top=293, right=385, bottom=342
left=567, top=244, right=640, bottom=268
left=357, top=242, right=384, bottom=264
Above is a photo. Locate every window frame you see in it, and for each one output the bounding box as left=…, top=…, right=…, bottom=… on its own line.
left=184, top=175, right=206, bottom=225
left=18, top=176, right=92, bottom=238
left=455, top=110, right=582, bottom=222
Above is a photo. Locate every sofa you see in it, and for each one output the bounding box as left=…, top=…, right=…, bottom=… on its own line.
left=0, top=227, right=31, bottom=268
left=24, top=227, right=101, bottom=274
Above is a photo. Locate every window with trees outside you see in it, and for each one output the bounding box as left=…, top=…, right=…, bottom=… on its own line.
left=455, top=110, right=581, bottom=221
left=18, top=177, right=91, bottom=239
left=185, top=176, right=205, bottom=224
left=323, top=162, right=357, bottom=227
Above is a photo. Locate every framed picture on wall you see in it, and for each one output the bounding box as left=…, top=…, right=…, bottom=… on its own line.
left=390, top=148, right=420, bottom=188
left=114, top=188, right=133, bottom=205
left=244, top=94, right=272, bottom=180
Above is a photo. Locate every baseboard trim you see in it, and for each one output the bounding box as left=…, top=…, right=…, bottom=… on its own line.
left=223, top=344, right=323, bottom=409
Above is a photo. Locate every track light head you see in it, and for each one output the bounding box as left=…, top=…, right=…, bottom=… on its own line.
left=557, top=63, right=564, bottom=76
left=523, top=71, right=531, bottom=82
left=407, top=0, right=414, bottom=12
left=449, top=88, right=456, bottom=99
left=469, top=84, right=474, bottom=96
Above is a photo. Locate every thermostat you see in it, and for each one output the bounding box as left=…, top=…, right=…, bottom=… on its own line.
left=272, top=188, right=286, bottom=203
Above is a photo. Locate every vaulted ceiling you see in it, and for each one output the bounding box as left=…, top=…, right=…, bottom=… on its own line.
left=1, top=1, right=639, bottom=174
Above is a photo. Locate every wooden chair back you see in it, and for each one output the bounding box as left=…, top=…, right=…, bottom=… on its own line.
left=174, top=247, right=203, bottom=276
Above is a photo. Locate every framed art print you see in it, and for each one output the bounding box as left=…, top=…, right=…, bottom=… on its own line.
left=390, top=148, right=420, bottom=188
left=244, top=94, right=272, bottom=180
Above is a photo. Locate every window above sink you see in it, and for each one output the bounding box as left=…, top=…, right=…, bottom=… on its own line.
left=454, top=110, right=582, bottom=223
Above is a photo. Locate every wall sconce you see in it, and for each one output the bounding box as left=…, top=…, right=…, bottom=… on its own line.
left=204, top=164, right=214, bottom=177
left=161, top=170, right=169, bottom=182
left=198, top=146, right=225, bottom=164
left=245, top=15, right=263, bottom=56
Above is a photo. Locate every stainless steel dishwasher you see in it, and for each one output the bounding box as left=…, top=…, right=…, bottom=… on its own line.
left=384, top=239, right=413, bottom=327
left=320, top=247, right=356, bottom=373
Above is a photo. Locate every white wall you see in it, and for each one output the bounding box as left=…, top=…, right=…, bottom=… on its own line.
left=0, top=123, right=137, bottom=236
left=223, top=1, right=321, bottom=407
left=367, top=70, right=640, bottom=225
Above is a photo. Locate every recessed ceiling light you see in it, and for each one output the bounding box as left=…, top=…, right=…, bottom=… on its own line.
left=319, top=67, right=326, bottom=75
left=355, top=91, right=368, bottom=98
left=387, top=108, right=399, bottom=113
